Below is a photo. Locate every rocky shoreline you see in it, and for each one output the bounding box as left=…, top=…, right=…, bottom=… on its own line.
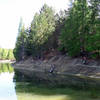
left=13, top=55, right=100, bottom=88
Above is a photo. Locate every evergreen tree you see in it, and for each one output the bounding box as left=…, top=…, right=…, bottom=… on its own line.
left=0, top=48, right=14, bottom=60
left=27, top=4, right=56, bottom=57
left=1, top=49, right=8, bottom=59
left=60, top=0, right=100, bottom=58
left=7, top=49, right=15, bottom=60
left=0, top=48, right=2, bottom=59
left=86, top=0, right=100, bottom=57
left=13, top=1, right=100, bottom=61
left=60, top=0, right=89, bottom=56
left=14, top=22, right=28, bottom=61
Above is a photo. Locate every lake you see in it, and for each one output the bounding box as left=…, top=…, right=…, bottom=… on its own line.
left=0, top=63, right=100, bottom=100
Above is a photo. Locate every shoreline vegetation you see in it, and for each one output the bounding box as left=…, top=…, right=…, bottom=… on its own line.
left=0, top=48, right=15, bottom=60
left=14, top=1, right=100, bottom=62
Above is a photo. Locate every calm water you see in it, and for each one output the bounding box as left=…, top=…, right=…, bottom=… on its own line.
left=0, top=63, right=69, bottom=100
left=1, top=63, right=100, bottom=100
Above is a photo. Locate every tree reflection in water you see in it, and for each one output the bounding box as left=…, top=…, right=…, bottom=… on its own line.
left=0, top=63, right=14, bottom=73
left=0, top=63, right=99, bottom=100
left=0, top=63, right=17, bottom=100
left=14, top=69, right=70, bottom=100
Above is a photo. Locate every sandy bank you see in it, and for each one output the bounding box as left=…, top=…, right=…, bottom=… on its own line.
left=0, top=60, right=16, bottom=63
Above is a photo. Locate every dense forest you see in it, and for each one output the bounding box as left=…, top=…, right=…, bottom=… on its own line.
left=0, top=48, right=15, bottom=60
left=14, top=0, right=100, bottom=61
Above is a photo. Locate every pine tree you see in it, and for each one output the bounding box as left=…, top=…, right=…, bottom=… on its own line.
left=1, top=49, right=8, bottom=59
left=27, top=4, right=56, bottom=57
left=85, top=0, right=100, bottom=57
left=7, top=49, right=15, bottom=60
left=14, top=21, right=28, bottom=61
left=60, top=0, right=89, bottom=56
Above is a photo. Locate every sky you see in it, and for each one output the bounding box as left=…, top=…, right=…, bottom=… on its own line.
left=0, top=0, right=70, bottom=49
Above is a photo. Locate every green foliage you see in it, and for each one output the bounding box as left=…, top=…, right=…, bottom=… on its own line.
left=15, top=82, right=100, bottom=100
left=14, top=21, right=28, bottom=61
left=0, top=48, right=15, bottom=60
left=14, top=4, right=69, bottom=61
left=85, top=0, right=100, bottom=57
left=7, top=49, right=15, bottom=60
left=0, top=63, right=14, bottom=73
left=26, top=4, right=56, bottom=57
left=60, top=0, right=100, bottom=57
left=14, top=1, right=100, bottom=60
left=90, top=88, right=99, bottom=98
left=60, top=0, right=88, bottom=56
left=14, top=4, right=57, bottom=60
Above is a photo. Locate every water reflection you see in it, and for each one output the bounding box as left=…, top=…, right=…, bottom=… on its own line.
left=14, top=73, right=70, bottom=100
left=0, top=63, right=17, bottom=100
left=2, top=63, right=95, bottom=100
left=0, top=63, right=70, bottom=100
left=0, top=63, right=13, bottom=73
left=17, top=94, right=69, bottom=100
left=0, top=63, right=100, bottom=100
left=14, top=68, right=71, bottom=100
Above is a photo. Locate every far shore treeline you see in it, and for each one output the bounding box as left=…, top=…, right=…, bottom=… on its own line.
left=14, top=0, right=100, bottom=61
left=0, top=48, right=15, bottom=60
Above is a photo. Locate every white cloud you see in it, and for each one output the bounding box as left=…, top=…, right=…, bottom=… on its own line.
left=0, top=0, right=70, bottom=49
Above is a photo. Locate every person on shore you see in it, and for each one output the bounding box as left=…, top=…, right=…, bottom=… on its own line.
left=80, top=49, right=88, bottom=64
left=49, top=64, right=55, bottom=73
